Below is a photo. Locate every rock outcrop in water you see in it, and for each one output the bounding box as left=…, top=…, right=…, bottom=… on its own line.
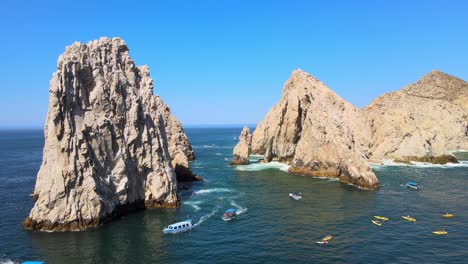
left=23, top=37, right=194, bottom=231
left=230, top=126, right=252, bottom=165
left=244, top=69, right=467, bottom=189
left=364, top=70, right=468, bottom=164
left=251, top=70, right=379, bottom=189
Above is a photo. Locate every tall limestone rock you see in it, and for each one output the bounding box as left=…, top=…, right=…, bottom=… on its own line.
left=23, top=37, right=192, bottom=231
left=364, top=71, right=468, bottom=164
left=251, top=70, right=379, bottom=189
left=230, top=126, right=252, bottom=165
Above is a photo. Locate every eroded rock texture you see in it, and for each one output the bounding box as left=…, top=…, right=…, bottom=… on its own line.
left=251, top=70, right=379, bottom=189
left=230, top=126, right=252, bottom=165
left=23, top=37, right=193, bottom=231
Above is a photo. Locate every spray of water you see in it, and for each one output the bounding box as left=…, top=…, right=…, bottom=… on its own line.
left=230, top=200, right=248, bottom=215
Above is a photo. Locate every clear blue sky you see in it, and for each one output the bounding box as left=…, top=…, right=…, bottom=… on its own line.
left=1, top=0, right=467, bottom=128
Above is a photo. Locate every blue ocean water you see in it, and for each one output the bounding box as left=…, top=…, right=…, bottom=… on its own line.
left=1, top=128, right=467, bottom=264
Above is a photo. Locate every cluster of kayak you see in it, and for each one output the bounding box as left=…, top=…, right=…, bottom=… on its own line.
left=370, top=213, right=454, bottom=235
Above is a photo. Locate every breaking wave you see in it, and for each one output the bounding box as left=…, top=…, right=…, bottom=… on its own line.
left=371, top=160, right=468, bottom=169
left=0, top=259, right=18, bottom=264
left=234, top=161, right=290, bottom=172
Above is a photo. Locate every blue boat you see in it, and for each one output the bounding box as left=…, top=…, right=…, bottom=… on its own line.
left=222, top=209, right=237, bottom=221
left=405, top=182, right=420, bottom=190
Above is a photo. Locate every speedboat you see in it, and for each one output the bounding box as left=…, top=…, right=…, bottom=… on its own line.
left=162, top=219, right=193, bottom=234
left=374, top=215, right=389, bottom=221
left=289, top=192, right=302, bottom=200
left=402, top=215, right=416, bottom=222
left=371, top=220, right=382, bottom=226
left=222, top=209, right=237, bottom=221
left=405, top=182, right=420, bottom=190
left=433, top=230, right=448, bottom=235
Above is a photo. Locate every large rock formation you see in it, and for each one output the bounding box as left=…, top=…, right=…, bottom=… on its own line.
left=23, top=37, right=192, bottom=231
left=230, top=126, right=252, bottom=165
left=150, top=91, right=201, bottom=182
left=245, top=69, right=467, bottom=190
left=250, top=70, right=379, bottom=189
left=364, top=71, right=468, bottom=164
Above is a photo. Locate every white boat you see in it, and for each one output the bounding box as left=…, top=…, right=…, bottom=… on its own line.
left=289, top=192, right=302, bottom=200
left=162, top=219, right=193, bottom=234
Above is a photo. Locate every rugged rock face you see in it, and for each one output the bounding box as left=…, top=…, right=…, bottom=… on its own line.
left=230, top=126, right=252, bottom=165
left=23, top=37, right=188, bottom=231
left=364, top=71, right=468, bottom=163
left=150, top=92, right=201, bottom=182
left=251, top=70, right=379, bottom=189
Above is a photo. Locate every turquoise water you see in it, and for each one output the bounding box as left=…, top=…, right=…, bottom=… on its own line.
left=1, top=128, right=468, bottom=263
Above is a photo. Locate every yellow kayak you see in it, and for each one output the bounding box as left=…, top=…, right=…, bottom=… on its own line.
left=402, top=216, right=416, bottom=222
left=374, top=216, right=389, bottom=221
left=443, top=213, right=454, bottom=218
left=433, top=230, right=448, bottom=235
left=371, top=220, right=382, bottom=226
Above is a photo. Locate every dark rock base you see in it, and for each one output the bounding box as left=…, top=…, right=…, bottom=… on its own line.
left=23, top=199, right=179, bottom=232
left=288, top=166, right=380, bottom=190
left=394, top=155, right=459, bottom=165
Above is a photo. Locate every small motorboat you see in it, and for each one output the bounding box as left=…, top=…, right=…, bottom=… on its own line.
left=443, top=213, right=454, bottom=218
left=162, top=219, right=193, bottom=234
left=433, top=230, right=448, bottom=235
left=374, top=215, right=389, bottom=221
left=371, top=220, right=382, bottom=227
left=289, top=192, right=302, bottom=200
left=402, top=215, right=416, bottom=222
left=222, top=209, right=237, bottom=221
left=317, top=234, right=332, bottom=244
left=405, top=182, right=420, bottom=190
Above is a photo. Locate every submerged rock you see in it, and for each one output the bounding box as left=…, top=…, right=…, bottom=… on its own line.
left=251, top=70, right=379, bottom=189
left=230, top=126, right=252, bottom=165
left=364, top=71, right=468, bottom=164
left=23, top=37, right=190, bottom=231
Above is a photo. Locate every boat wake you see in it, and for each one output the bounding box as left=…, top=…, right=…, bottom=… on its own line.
left=230, top=200, right=248, bottom=215
left=194, top=188, right=234, bottom=195
left=194, top=207, right=219, bottom=226
left=183, top=200, right=203, bottom=212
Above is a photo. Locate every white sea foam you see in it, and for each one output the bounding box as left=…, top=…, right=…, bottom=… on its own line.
left=215, top=153, right=223, bottom=156
left=371, top=159, right=468, bottom=169
left=0, top=260, right=18, bottom=264
left=183, top=201, right=203, bottom=212
left=194, top=207, right=219, bottom=226
left=234, top=161, right=290, bottom=172
left=230, top=200, right=248, bottom=215
left=192, top=145, right=233, bottom=150
left=193, top=188, right=234, bottom=195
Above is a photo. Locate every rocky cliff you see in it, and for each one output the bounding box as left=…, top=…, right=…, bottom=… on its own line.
left=230, top=126, right=252, bottom=165
left=23, top=37, right=192, bottom=231
left=245, top=69, right=466, bottom=190
left=364, top=71, right=468, bottom=163
left=251, top=70, right=379, bottom=189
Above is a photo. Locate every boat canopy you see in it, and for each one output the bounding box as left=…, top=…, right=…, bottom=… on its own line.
left=225, top=209, right=236, bottom=214
left=407, top=182, right=418, bottom=186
